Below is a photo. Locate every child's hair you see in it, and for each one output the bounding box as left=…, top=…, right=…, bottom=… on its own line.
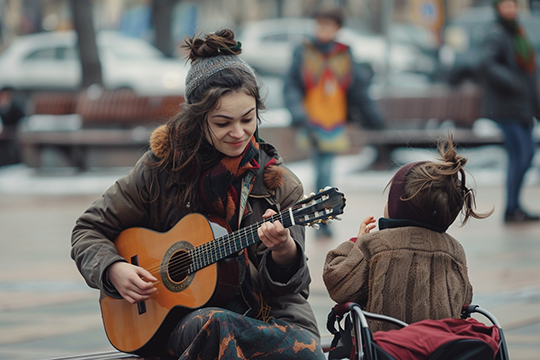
left=312, top=5, right=346, bottom=27
left=387, top=137, right=492, bottom=231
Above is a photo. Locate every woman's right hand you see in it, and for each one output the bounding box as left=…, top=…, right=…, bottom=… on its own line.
left=356, top=216, right=376, bottom=238
left=108, top=262, right=157, bottom=304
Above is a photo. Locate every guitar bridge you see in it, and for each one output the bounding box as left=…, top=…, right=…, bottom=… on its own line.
left=131, top=255, right=147, bottom=315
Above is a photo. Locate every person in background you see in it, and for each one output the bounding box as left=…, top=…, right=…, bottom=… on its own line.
left=479, top=0, right=540, bottom=223
left=71, top=29, right=324, bottom=359
left=323, top=138, right=492, bottom=332
left=0, top=88, right=25, bottom=166
left=283, top=5, right=385, bottom=240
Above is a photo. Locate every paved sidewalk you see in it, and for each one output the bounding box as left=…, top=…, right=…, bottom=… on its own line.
left=0, top=158, right=539, bottom=359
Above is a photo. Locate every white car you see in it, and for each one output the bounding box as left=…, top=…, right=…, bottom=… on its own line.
left=237, top=18, right=436, bottom=78
left=0, top=30, right=189, bottom=96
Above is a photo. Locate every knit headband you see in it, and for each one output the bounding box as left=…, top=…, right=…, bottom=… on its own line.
left=387, top=162, right=434, bottom=224
left=184, top=52, right=256, bottom=103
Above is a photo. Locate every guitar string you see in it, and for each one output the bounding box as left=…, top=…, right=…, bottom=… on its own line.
left=141, top=212, right=290, bottom=285
left=145, top=194, right=336, bottom=280
left=134, top=195, right=335, bottom=285
left=139, top=211, right=293, bottom=282
left=156, top=211, right=296, bottom=282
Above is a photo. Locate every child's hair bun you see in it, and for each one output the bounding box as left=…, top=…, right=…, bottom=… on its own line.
left=184, top=29, right=241, bottom=62
left=439, top=139, right=468, bottom=173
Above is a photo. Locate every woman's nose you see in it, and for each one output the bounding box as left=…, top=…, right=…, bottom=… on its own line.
left=229, top=123, right=244, bottom=138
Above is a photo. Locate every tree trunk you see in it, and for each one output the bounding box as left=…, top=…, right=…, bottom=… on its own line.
left=152, top=0, right=178, bottom=58
left=70, top=0, right=103, bottom=88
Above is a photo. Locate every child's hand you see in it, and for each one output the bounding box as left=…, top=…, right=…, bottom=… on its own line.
left=357, top=216, right=376, bottom=237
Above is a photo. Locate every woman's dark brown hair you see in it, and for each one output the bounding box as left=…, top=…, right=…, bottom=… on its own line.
left=398, top=136, right=493, bottom=229
left=152, top=29, right=265, bottom=211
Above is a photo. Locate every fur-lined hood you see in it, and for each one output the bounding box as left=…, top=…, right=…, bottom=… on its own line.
left=149, top=124, right=287, bottom=191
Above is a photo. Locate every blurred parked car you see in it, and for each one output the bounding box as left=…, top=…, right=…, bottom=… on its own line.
left=439, top=6, right=540, bottom=85
left=236, top=18, right=438, bottom=79
left=0, top=30, right=189, bottom=96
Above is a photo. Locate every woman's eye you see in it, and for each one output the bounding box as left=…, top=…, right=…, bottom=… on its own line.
left=242, top=117, right=255, bottom=123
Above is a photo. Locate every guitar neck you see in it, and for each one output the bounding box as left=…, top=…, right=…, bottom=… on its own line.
left=188, top=210, right=294, bottom=274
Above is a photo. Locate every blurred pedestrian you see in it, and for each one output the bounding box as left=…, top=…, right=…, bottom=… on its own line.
left=283, top=5, right=385, bottom=240
left=0, top=88, right=25, bottom=166
left=479, top=0, right=540, bottom=223
left=323, top=137, right=492, bottom=332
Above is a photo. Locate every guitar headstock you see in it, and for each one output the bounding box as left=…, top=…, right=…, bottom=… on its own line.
left=292, top=187, right=346, bottom=227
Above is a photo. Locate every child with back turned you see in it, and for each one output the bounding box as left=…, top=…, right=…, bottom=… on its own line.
left=323, top=138, right=492, bottom=332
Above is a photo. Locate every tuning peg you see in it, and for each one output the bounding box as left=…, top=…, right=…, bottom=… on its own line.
left=310, top=223, right=320, bottom=230
left=332, top=216, right=342, bottom=221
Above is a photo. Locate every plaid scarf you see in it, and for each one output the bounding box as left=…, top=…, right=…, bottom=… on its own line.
left=199, top=137, right=260, bottom=231
left=498, top=17, right=537, bottom=74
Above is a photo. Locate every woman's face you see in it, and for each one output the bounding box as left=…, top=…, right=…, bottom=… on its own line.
left=497, top=0, right=518, bottom=21
left=205, top=91, right=257, bottom=157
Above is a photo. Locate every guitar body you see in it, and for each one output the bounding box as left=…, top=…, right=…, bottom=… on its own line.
left=100, top=213, right=237, bottom=356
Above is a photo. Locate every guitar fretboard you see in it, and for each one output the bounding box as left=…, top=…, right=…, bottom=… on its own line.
left=188, top=211, right=294, bottom=273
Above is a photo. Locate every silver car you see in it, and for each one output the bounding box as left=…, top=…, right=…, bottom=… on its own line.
left=0, top=30, right=189, bottom=96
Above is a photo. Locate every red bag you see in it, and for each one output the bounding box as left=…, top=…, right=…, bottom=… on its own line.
left=372, top=317, right=500, bottom=360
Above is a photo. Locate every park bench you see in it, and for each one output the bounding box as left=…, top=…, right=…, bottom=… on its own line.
left=260, top=84, right=507, bottom=168
left=18, top=90, right=183, bottom=170
left=17, top=84, right=507, bottom=170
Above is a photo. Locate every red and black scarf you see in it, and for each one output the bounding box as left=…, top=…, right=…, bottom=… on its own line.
left=198, top=137, right=260, bottom=231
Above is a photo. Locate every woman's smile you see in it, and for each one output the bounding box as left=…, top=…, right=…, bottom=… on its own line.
left=206, top=91, right=257, bottom=157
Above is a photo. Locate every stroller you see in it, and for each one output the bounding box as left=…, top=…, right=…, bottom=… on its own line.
left=325, top=302, right=509, bottom=360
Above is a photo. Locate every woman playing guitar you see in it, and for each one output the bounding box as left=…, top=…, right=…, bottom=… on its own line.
left=71, top=29, right=327, bottom=359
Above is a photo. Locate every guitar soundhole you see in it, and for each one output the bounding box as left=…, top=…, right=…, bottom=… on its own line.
left=161, top=241, right=195, bottom=292
left=168, top=250, right=190, bottom=283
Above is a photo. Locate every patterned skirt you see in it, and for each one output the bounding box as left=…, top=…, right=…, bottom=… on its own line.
left=167, top=307, right=325, bottom=360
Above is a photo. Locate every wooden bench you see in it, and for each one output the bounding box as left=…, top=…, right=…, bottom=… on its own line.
left=18, top=85, right=508, bottom=170
left=19, top=90, right=184, bottom=169
left=260, top=84, right=508, bottom=168
left=18, top=124, right=155, bottom=170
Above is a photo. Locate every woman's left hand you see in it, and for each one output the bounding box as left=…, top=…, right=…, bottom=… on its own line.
left=258, top=209, right=298, bottom=266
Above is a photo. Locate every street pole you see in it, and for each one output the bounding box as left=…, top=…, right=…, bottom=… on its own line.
left=381, top=0, right=394, bottom=89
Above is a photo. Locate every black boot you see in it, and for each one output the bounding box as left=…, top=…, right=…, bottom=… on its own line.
left=504, top=208, right=540, bottom=223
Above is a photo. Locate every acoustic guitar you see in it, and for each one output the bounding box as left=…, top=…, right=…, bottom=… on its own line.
left=100, top=187, right=346, bottom=356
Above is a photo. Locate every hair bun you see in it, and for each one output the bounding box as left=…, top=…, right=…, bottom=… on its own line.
left=184, top=29, right=241, bottom=62
left=437, top=136, right=467, bottom=171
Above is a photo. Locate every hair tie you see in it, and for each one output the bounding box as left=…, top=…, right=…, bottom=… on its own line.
left=219, top=41, right=242, bottom=55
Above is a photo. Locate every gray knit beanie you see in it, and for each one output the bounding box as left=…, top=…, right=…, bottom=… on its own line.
left=184, top=53, right=256, bottom=103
